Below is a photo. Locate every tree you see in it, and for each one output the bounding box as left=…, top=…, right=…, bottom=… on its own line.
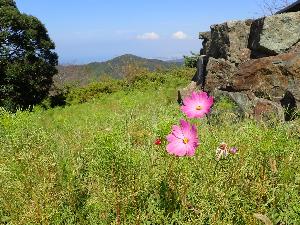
left=183, top=52, right=200, bottom=68
left=259, top=0, right=293, bottom=15
left=0, top=0, right=58, bottom=111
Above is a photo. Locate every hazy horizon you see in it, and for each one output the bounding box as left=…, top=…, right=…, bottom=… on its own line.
left=57, top=53, right=186, bottom=66
left=15, top=0, right=262, bottom=64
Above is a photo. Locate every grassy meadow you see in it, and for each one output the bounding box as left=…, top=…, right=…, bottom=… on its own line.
left=0, top=68, right=300, bottom=224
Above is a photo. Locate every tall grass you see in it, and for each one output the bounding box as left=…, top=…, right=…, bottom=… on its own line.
left=0, top=68, right=299, bottom=224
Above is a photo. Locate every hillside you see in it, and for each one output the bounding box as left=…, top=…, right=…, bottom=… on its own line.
left=55, top=54, right=182, bottom=86
left=1, top=68, right=300, bottom=224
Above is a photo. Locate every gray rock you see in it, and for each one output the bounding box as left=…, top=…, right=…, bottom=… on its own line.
left=177, top=81, right=199, bottom=104
left=231, top=52, right=300, bottom=107
left=205, top=58, right=237, bottom=91
left=212, top=90, right=285, bottom=121
left=207, top=20, right=252, bottom=63
left=289, top=41, right=300, bottom=53
left=252, top=98, right=285, bottom=121
left=212, top=90, right=254, bottom=117
left=215, top=52, right=300, bottom=121
left=192, top=55, right=208, bottom=87
left=249, top=12, right=300, bottom=55
left=195, top=12, right=300, bottom=121
left=199, top=31, right=211, bottom=55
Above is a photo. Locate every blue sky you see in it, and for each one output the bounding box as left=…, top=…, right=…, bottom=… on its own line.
left=15, top=0, right=261, bottom=64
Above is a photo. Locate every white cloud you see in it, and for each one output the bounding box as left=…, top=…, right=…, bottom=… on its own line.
left=137, top=32, right=160, bottom=40
left=172, top=31, right=188, bottom=40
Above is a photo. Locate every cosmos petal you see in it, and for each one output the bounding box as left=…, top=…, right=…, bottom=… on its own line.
left=166, top=133, right=178, bottom=142
left=185, top=144, right=196, bottom=156
left=167, top=141, right=186, bottom=156
left=171, top=125, right=184, bottom=139
left=181, top=91, right=213, bottom=119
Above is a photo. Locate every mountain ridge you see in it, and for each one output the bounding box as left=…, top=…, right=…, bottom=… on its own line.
left=55, top=54, right=183, bottom=86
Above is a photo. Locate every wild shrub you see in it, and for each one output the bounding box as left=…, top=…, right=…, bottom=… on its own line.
left=66, top=79, right=124, bottom=105
left=62, top=68, right=195, bottom=105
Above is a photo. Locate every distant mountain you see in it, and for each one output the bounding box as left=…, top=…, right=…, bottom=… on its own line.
left=166, top=58, right=184, bottom=64
left=55, top=54, right=182, bottom=86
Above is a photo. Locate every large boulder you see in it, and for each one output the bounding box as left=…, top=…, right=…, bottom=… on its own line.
left=205, top=58, right=237, bottom=91
left=212, top=90, right=285, bottom=121
left=203, top=52, right=299, bottom=121
left=193, top=11, right=300, bottom=121
left=200, top=20, right=252, bottom=64
left=249, top=12, right=300, bottom=56
left=231, top=52, right=300, bottom=106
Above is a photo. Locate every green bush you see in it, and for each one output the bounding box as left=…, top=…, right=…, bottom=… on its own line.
left=63, top=68, right=195, bottom=105
left=183, top=52, right=200, bottom=68
left=66, top=79, right=124, bottom=105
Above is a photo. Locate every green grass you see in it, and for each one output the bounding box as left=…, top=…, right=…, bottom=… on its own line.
left=0, top=68, right=300, bottom=224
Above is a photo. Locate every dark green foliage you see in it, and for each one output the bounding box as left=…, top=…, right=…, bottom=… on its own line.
left=40, top=85, right=72, bottom=109
left=0, top=0, right=16, bottom=7
left=183, top=52, right=200, bottom=68
left=0, top=0, right=58, bottom=111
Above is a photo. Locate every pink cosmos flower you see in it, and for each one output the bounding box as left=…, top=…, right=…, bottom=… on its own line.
left=166, top=119, right=199, bottom=157
left=181, top=91, right=214, bottom=119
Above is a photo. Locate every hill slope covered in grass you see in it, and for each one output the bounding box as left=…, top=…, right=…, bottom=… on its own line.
left=0, top=68, right=300, bottom=224
left=55, top=54, right=182, bottom=86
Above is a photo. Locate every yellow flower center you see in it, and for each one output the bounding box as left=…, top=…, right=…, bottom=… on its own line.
left=196, top=105, right=202, bottom=110
left=183, top=138, right=189, bottom=144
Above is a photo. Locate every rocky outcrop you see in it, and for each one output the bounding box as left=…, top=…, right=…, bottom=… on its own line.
left=197, top=11, right=300, bottom=121
left=212, top=90, right=285, bottom=121
left=205, top=58, right=237, bottom=91
left=231, top=52, right=300, bottom=104
left=200, top=20, right=252, bottom=64
left=249, top=12, right=300, bottom=56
